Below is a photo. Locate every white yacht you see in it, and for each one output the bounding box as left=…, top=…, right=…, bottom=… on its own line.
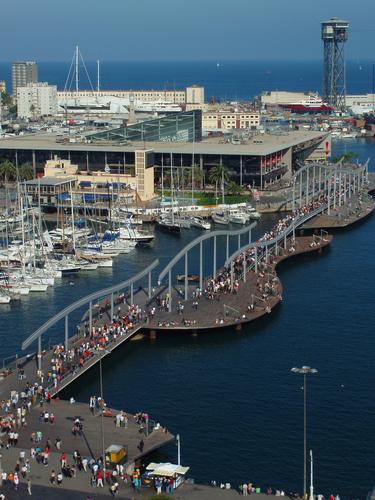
left=191, top=217, right=211, bottom=230
left=212, top=211, right=229, bottom=225
left=118, top=226, right=154, bottom=244
left=228, top=209, right=249, bottom=225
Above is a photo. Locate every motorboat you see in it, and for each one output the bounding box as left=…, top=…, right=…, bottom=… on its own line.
left=212, top=211, right=229, bottom=225
left=245, top=206, right=261, bottom=220
left=228, top=209, right=249, bottom=225
left=0, top=292, right=11, bottom=304
left=191, top=216, right=211, bottom=230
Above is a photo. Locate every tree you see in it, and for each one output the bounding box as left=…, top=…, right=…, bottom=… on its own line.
left=209, top=163, right=230, bottom=203
left=18, top=163, right=35, bottom=180
left=0, top=160, right=16, bottom=182
left=208, top=163, right=230, bottom=185
left=227, top=180, right=243, bottom=196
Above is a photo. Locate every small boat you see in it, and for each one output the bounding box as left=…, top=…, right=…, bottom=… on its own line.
left=228, top=209, right=248, bottom=225
left=118, top=226, right=154, bottom=244
left=212, top=211, right=229, bottom=225
left=245, top=206, right=261, bottom=220
left=177, top=274, right=200, bottom=283
left=176, top=216, right=192, bottom=229
left=0, top=294, right=11, bottom=304
left=191, top=216, right=211, bottom=230
left=156, top=216, right=181, bottom=233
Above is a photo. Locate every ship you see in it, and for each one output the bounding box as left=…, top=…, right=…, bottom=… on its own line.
left=278, top=94, right=333, bottom=114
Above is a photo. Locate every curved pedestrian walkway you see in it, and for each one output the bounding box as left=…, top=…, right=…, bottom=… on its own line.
left=144, top=234, right=332, bottom=332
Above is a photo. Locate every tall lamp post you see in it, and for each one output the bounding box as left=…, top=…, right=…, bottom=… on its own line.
left=99, top=348, right=110, bottom=474
left=291, top=366, right=318, bottom=499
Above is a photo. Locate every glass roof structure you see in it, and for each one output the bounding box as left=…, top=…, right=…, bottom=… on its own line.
left=87, top=110, right=202, bottom=144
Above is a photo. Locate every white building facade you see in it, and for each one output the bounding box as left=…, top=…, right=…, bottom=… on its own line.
left=17, top=82, right=58, bottom=119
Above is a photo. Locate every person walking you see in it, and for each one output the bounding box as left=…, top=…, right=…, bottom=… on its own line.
left=27, top=478, right=32, bottom=496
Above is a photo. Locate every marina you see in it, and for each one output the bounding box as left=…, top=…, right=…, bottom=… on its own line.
left=0, top=153, right=373, bottom=496
left=2, top=4, right=375, bottom=492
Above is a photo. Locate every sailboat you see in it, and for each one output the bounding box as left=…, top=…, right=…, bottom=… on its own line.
left=156, top=155, right=181, bottom=233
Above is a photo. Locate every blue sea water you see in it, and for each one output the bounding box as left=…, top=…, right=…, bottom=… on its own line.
left=1, top=59, right=374, bottom=99
left=0, top=57, right=374, bottom=496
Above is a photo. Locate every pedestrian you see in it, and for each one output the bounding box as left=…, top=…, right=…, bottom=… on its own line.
left=27, top=478, right=32, bottom=496
left=57, top=472, right=63, bottom=485
left=50, top=470, right=56, bottom=484
left=13, top=472, right=19, bottom=491
left=96, top=470, right=104, bottom=487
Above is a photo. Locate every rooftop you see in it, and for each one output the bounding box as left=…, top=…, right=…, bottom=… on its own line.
left=25, top=176, right=76, bottom=186
left=0, top=129, right=328, bottom=157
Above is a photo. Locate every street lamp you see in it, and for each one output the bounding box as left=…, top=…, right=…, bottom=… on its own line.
left=309, top=449, right=314, bottom=500
left=99, top=348, right=110, bottom=474
left=176, top=434, right=181, bottom=466
left=291, top=366, right=318, bottom=499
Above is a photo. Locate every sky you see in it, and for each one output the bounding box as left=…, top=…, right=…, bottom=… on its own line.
left=1, top=0, right=375, bottom=62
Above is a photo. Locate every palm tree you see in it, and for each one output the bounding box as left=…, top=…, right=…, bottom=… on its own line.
left=209, top=163, right=230, bottom=203
left=18, top=163, right=35, bottom=181
left=0, top=160, right=16, bottom=183
left=227, top=180, right=243, bottom=196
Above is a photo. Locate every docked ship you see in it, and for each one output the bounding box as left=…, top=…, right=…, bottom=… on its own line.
left=278, top=94, right=333, bottom=114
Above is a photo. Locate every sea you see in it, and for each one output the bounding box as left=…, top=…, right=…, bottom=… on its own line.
left=1, top=61, right=375, bottom=497
left=0, top=59, right=374, bottom=100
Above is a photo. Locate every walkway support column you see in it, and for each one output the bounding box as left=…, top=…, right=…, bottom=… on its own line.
left=339, top=170, right=342, bottom=206
left=89, top=300, right=92, bottom=333
left=38, top=337, right=42, bottom=371
left=65, top=315, right=69, bottom=352
left=130, top=284, right=134, bottom=305
left=226, top=235, right=229, bottom=262
left=213, top=236, right=217, bottom=277
left=168, top=270, right=172, bottom=312
left=292, top=178, right=295, bottom=212
left=199, top=241, right=203, bottom=291
left=299, top=171, right=303, bottom=208
left=184, top=252, right=188, bottom=301
left=312, top=165, right=316, bottom=201
left=306, top=167, right=309, bottom=206
left=254, top=247, right=258, bottom=273
left=319, top=165, right=322, bottom=196
left=238, top=234, right=241, bottom=251
left=333, top=169, right=337, bottom=209
left=110, top=293, right=114, bottom=320
left=148, top=272, right=152, bottom=298
left=243, top=254, right=246, bottom=282
left=248, top=227, right=252, bottom=245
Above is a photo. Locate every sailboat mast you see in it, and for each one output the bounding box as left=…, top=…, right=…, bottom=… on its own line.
left=70, top=182, right=76, bottom=251
left=97, top=60, right=100, bottom=92
left=75, top=45, right=79, bottom=94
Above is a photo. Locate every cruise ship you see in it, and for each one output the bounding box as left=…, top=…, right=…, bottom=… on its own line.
left=278, top=94, right=333, bottom=114
left=279, top=94, right=333, bottom=113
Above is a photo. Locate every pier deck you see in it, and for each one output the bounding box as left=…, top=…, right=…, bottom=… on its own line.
left=301, top=193, right=374, bottom=230
left=143, top=235, right=332, bottom=332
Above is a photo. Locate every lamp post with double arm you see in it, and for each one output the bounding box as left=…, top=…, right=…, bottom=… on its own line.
left=291, top=366, right=318, bottom=499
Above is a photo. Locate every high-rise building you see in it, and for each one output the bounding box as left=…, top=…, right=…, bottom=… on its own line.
left=12, top=61, right=38, bottom=96
left=0, top=81, right=6, bottom=94
left=17, top=82, right=57, bottom=119
left=321, top=18, right=349, bottom=110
